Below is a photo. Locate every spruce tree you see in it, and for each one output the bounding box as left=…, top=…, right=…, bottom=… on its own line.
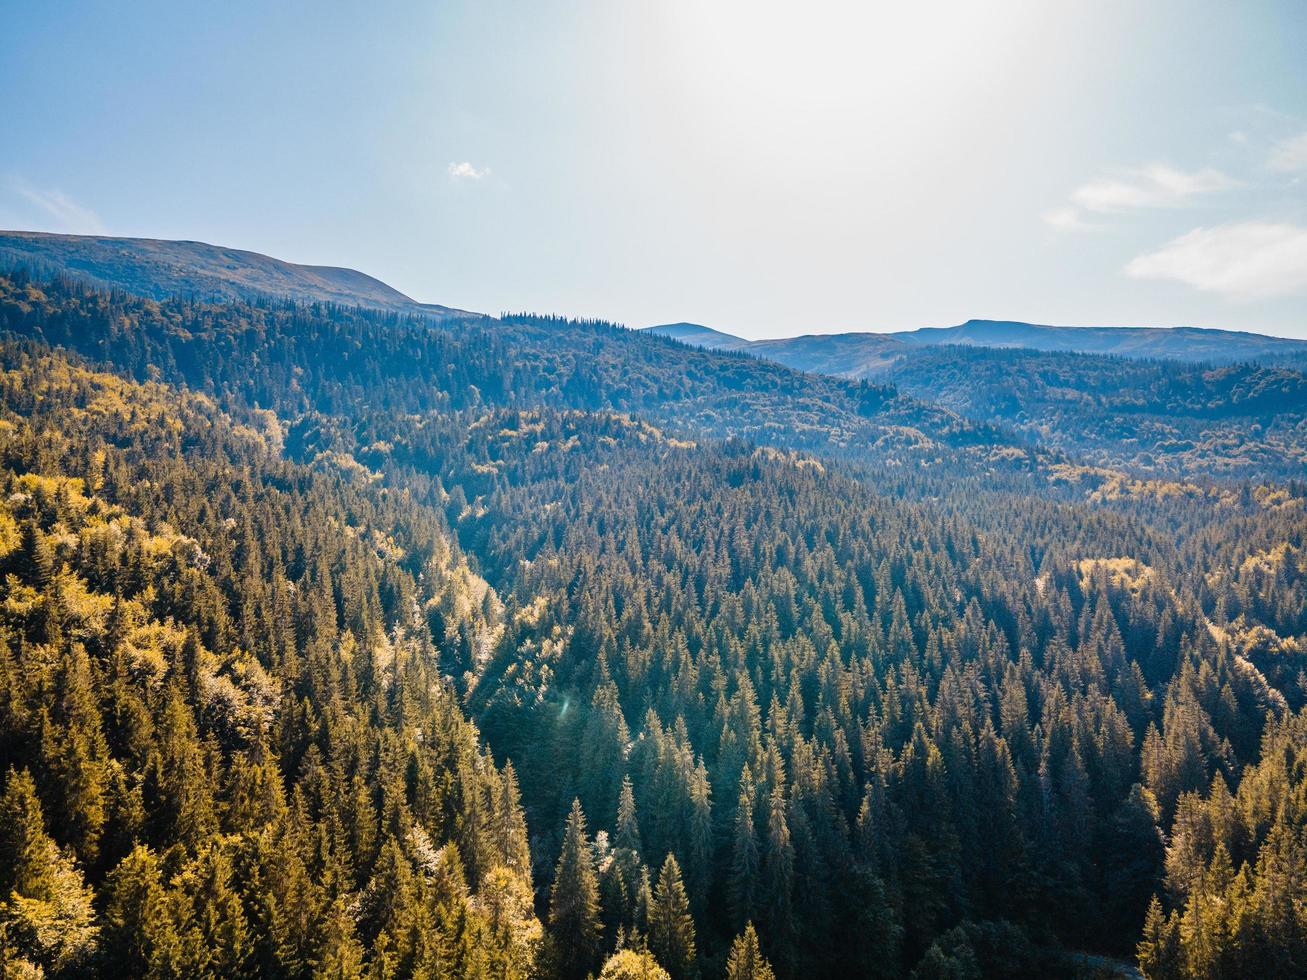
left=616, top=775, right=643, bottom=855
left=549, top=799, right=603, bottom=980
left=724, top=923, right=775, bottom=980
left=1137, top=895, right=1181, bottom=980
left=760, top=788, right=794, bottom=955
left=649, top=853, right=696, bottom=980
left=598, top=947, right=672, bottom=980
left=16, top=521, right=54, bottom=589
left=728, top=787, right=759, bottom=930
left=0, top=769, right=99, bottom=975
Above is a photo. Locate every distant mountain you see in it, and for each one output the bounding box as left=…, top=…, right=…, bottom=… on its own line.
left=646, top=316, right=1307, bottom=376
left=891, top=318, right=1307, bottom=362
left=643, top=321, right=752, bottom=350
left=0, top=230, right=477, bottom=316
left=643, top=323, right=907, bottom=377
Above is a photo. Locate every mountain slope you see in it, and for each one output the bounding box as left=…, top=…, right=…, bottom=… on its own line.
left=641, top=321, right=752, bottom=350
left=0, top=229, right=476, bottom=316
left=0, top=339, right=539, bottom=978
left=0, top=272, right=1019, bottom=479
left=887, top=344, right=1307, bottom=479
left=745, top=332, right=906, bottom=378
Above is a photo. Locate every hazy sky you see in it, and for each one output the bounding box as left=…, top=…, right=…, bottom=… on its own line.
left=2, top=0, right=1306, bottom=338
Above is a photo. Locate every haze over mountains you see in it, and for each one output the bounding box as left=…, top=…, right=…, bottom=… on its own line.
left=4, top=229, right=1305, bottom=485
left=645, top=318, right=1307, bottom=377
left=5, top=231, right=1304, bottom=372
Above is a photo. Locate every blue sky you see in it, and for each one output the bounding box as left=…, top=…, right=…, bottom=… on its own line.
left=2, top=0, right=1305, bottom=338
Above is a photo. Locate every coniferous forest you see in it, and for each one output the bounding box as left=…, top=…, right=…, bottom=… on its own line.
left=0, top=265, right=1305, bottom=980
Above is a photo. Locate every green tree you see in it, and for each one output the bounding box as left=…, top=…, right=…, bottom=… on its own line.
left=728, top=785, right=759, bottom=930
left=15, top=521, right=54, bottom=588
left=724, top=923, right=775, bottom=980
left=549, top=799, right=603, bottom=980
left=311, top=896, right=367, bottom=979
left=0, top=769, right=99, bottom=976
left=649, top=854, right=696, bottom=980
left=616, top=776, right=643, bottom=855
left=100, top=845, right=177, bottom=978
left=598, top=947, right=672, bottom=980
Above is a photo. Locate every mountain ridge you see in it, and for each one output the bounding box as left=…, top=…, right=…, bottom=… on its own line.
left=10, top=230, right=1302, bottom=365
left=644, top=316, right=1307, bottom=373
left=0, top=229, right=479, bottom=317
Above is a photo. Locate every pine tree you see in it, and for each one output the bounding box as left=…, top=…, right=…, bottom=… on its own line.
left=40, top=643, right=109, bottom=867
left=760, top=788, right=794, bottom=955
left=1137, top=896, right=1181, bottom=980
left=478, top=864, right=541, bottom=979
left=728, top=785, right=759, bottom=930
left=311, top=896, right=367, bottom=979
left=685, top=761, right=713, bottom=913
left=0, top=768, right=99, bottom=975
left=492, top=762, right=532, bottom=876
left=1103, top=784, right=1164, bottom=948
left=725, top=922, right=775, bottom=980
left=649, top=853, right=696, bottom=980
left=598, top=946, right=672, bottom=980
left=172, top=843, right=254, bottom=978
left=581, top=681, right=630, bottom=827
left=549, top=799, right=603, bottom=980
left=15, top=521, right=54, bottom=588
left=100, top=845, right=178, bottom=978
left=616, top=776, right=643, bottom=855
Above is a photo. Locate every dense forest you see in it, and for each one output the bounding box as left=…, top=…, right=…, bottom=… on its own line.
left=0, top=267, right=1305, bottom=978
left=883, top=345, right=1307, bottom=481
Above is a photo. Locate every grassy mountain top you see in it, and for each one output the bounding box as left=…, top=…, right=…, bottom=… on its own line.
left=0, top=230, right=477, bottom=316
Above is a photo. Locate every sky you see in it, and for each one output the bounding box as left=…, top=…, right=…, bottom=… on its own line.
left=2, top=0, right=1306, bottom=339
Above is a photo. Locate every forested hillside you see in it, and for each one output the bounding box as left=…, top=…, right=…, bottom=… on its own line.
left=0, top=344, right=538, bottom=977
left=0, top=273, right=1008, bottom=469
left=0, top=265, right=1304, bottom=978
left=885, top=346, right=1307, bottom=481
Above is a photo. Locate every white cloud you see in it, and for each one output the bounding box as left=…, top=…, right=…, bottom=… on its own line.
left=448, top=161, right=489, bottom=180
left=1041, top=206, right=1095, bottom=233
left=8, top=179, right=106, bottom=234
left=1070, top=164, right=1235, bottom=213
left=1125, top=221, right=1307, bottom=300
left=1268, top=131, right=1307, bottom=173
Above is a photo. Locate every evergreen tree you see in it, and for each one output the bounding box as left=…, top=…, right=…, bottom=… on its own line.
left=1137, top=896, right=1182, bottom=979
left=549, top=799, right=603, bottom=980
left=100, top=845, right=178, bottom=978
left=0, top=769, right=99, bottom=976
left=649, top=853, right=697, bottom=980
left=616, top=776, right=643, bottom=855
left=15, top=520, right=54, bottom=589
left=311, top=896, right=367, bottom=979
left=598, top=947, right=672, bottom=980
left=724, top=923, right=775, bottom=980
left=728, top=785, right=759, bottom=930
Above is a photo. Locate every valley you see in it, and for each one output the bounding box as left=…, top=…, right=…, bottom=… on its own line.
left=0, top=237, right=1303, bottom=977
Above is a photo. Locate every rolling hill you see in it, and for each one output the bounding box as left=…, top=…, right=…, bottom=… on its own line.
left=642, top=321, right=753, bottom=351
left=0, top=229, right=477, bottom=316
